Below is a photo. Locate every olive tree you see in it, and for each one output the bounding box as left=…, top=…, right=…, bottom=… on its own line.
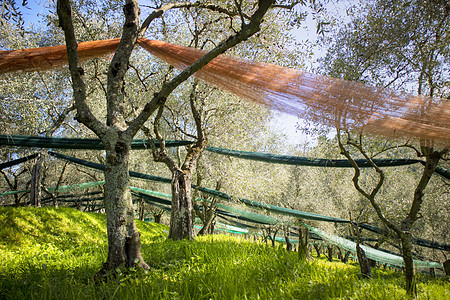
left=321, top=0, right=450, bottom=294
left=56, top=0, right=276, bottom=273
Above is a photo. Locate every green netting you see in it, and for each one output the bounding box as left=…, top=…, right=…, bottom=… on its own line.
left=0, top=135, right=192, bottom=150
left=41, top=196, right=104, bottom=204
left=41, top=191, right=102, bottom=201
left=216, top=214, right=260, bottom=230
left=418, top=161, right=450, bottom=179
left=206, top=147, right=423, bottom=168
left=0, top=189, right=30, bottom=196
left=2, top=135, right=448, bottom=178
left=304, top=224, right=443, bottom=269
left=5, top=135, right=448, bottom=172
left=0, top=153, right=39, bottom=169
left=207, top=147, right=449, bottom=180
left=47, top=152, right=450, bottom=251
left=130, top=187, right=278, bottom=225
left=46, top=181, right=105, bottom=193
left=0, top=181, right=105, bottom=197
left=48, top=151, right=172, bottom=184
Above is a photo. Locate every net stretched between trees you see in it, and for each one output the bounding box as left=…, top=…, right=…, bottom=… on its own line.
left=138, top=39, right=450, bottom=146
left=0, top=39, right=120, bottom=74
left=1, top=39, right=449, bottom=145
left=2, top=135, right=449, bottom=179
left=44, top=152, right=450, bottom=251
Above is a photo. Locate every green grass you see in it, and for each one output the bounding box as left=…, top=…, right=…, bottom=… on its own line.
left=0, top=207, right=448, bottom=299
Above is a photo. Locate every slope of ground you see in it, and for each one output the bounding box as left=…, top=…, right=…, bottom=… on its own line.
left=0, top=207, right=448, bottom=299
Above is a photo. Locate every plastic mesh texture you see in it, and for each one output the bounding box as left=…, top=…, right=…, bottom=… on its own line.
left=138, top=39, right=450, bottom=146
left=305, top=224, right=443, bottom=269
left=1, top=39, right=449, bottom=145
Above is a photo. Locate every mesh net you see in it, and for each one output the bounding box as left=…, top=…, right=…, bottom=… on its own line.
left=131, top=183, right=446, bottom=267
left=138, top=39, right=450, bottom=146
left=1, top=39, right=449, bottom=144
left=0, top=135, right=192, bottom=150
left=0, top=38, right=119, bottom=74
left=3, top=135, right=449, bottom=179
left=0, top=180, right=105, bottom=196
left=0, top=153, right=39, bottom=169
left=46, top=152, right=450, bottom=251
left=304, top=224, right=443, bottom=269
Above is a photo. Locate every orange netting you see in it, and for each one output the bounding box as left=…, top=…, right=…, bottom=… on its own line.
left=138, top=39, right=450, bottom=146
left=0, top=38, right=120, bottom=74
left=1, top=38, right=449, bottom=146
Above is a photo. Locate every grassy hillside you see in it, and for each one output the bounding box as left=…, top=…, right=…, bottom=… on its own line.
left=0, top=207, right=448, bottom=299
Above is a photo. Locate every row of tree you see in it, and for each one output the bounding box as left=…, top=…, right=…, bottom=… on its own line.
left=1, top=0, right=448, bottom=296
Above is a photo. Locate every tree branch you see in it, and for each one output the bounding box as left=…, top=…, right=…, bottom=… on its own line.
left=127, top=0, right=275, bottom=137
left=56, top=0, right=108, bottom=137
left=139, top=1, right=251, bottom=37
left=337, top=130, right=401, bottom=234
left=106, top=0, right=140, bottom=130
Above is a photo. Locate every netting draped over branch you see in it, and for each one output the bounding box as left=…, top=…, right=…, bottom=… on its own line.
left=0, top=180, right=105, bottom=196
left=0, top=39, right=120, bottom=74
left=138, top=39, right=450, bottom=146
left=1, top=39, right=449, bottom=145
left=0, top=135, right=192, bottom=150
left=0, top=153, right=39, bottom=169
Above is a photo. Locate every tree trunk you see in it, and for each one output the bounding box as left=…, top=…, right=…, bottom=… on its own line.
left=285, top=231, right=293, bottom=251
left=139, top=198, right=145, bottom=221
left=153, top=210, right=163, bottom=223
left=168, top=168, right=194, bottom=240
left=102, top=144, right=149, bottom=273
left=30, top=155, right=43, bottom=207
left=356, top=243, right=372, bottom=278
left=341, top=251, right=350, bottom=264
left=326, top=245, right=333, bottom=262
left=443, top=260, right=450, bottom=276
left=313, top=242, right=321, bottom=258
left=400, top=232, right=416, bottom=296
left=198, top=206, right=215, bottom=236
left=298, top=225, right=310, bottom=260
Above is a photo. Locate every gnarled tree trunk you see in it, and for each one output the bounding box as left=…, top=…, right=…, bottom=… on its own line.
left=356, top=243, right=372, bottom=278
left=399, top=232, right=415, bottom=294
left=169, top=168, right=194, bottom=240
left=102, top=142, right=149, bottom=271
left=298, top=224, right=310, bottom=260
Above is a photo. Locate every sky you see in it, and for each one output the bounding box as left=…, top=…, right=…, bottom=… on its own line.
left=17, top=0, right=48, bottom=25
left=271, top=1, right=352, bottom=146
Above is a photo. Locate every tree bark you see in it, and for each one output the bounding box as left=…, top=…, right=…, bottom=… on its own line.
left=57, top=0, right=275, bottom=275
left=356, top=244, right=372, bottom=278
left=284, top=229, right=293, bottom=251
left=168, top=168, right=194, bottom=240
left=338, top=131, right=446, bottom=295
left=198, top=205, right=216, bottom=235
left=313, top=242, right=321, bottom=258
left=443, top=259, right=450, bottom=276
left=102, top=141, right=149, bottom=271
left=327, top=245, right=333, bottom=262
left=139, top=198, right=145, bottom=221
left=153, top=210, right=164, bottom=223
left=398, top=148, right=441, bottom=296
left=198, top=180, right=219, bottom=235
left=399, top=232, right=416, bottom=295
left=298, top=225, right=310, bottom=260
left=30, top=155, right=43, bottom=207
left=341, top=251, right=350, bottom=264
